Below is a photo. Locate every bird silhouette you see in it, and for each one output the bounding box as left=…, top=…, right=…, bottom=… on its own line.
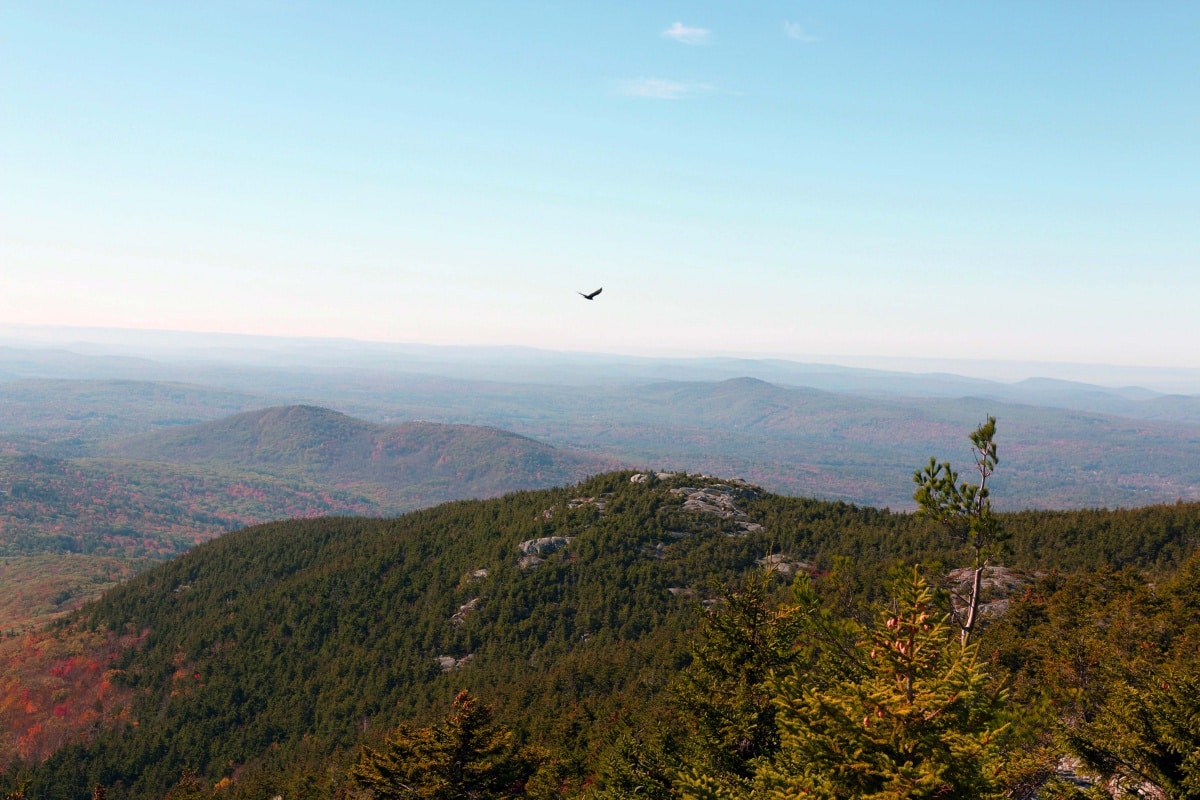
left=578, top=287, right=602, bottom=300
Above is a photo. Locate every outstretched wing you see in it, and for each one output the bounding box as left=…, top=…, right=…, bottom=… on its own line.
left=580, top=287, right=602, bottom=300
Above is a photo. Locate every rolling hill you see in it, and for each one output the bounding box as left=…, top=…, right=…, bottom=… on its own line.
left=0, top=407, right=615, bottom=632
left=385, top=376, right=1200, bottom=509
left=102, top=404, right=616, bottom=509
left=9, top=375, right=1200, bottom=512
left=0, top=405, right=615, bottom=563
left=6, top=359, right=1200, bottom=510
left=0, top=379, right=270, bottom=453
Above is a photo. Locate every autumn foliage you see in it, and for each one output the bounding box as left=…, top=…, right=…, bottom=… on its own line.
left=0, top=627, right=138, bottom=765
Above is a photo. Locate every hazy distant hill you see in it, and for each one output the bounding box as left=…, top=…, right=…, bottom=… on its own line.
left=6, top=373, right=1200, bottom=510
left=5, top=343, right=1200, bottom=510
left=8, top=330, right=1200, bottom=393
left=0, top=379, right=270, bottom=451
left=602, top=379, right=1200, bottom=509
left=103, top=405, right=616, bottom=508
left=374, top=376, right=1200, bottom=509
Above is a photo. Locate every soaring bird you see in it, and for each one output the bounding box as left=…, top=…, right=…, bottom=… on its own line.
left=578, top=287, right=603, bottom=300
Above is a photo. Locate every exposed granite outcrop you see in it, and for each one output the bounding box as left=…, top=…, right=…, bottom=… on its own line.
left=946, top=565, right=1038, bottom=619
left=436, top=653, right=473, bottom=672
left=519, top=536, right=570, bottom=556
left=670, top=483, right=764, bottom=536
left=629, top=472, right=679, bottom=484
left=451, top=597, right=480, bottom=625
left=568, top=496, right=608, bottom=512
left=756, top=553, right=812, bottom=575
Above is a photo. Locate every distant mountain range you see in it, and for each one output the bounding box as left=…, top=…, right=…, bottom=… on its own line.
left=7, top=326, right=1200, bottom=393
left=4, top=364, right=1200, bottom=512
left=2, top=337, right=1200, bottom=593
left=0, top=378, right=268, bottom=450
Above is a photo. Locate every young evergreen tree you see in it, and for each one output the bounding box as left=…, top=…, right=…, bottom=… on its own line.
left=673, top=569, right=804, bottom=786
left=349, top=690, right=550, bottom=800
left=763, top=568, right=1008, bottom=800
left=597, top=570, right=804, bottom=800
left=597, top=568, right=806, bottom=800
left=1064, top=664, right=1200, bottom=798
left=913, top=416, right=1004, bottom=645
left=686, top=569, right=1011, bottom=800
left=163, top=770, right=213, bottom=800
left=593, top=721, right=686, bottom=800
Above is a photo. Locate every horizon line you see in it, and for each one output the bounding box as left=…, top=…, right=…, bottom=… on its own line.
left=2, top=321, right=1200, bottom=376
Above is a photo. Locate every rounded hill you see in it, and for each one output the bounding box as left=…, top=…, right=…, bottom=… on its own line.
left=103, top=405, right=617, bottom=511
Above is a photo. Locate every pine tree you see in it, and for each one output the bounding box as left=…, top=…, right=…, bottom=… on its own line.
left=673, top=570, right=804, bottom=785
left=163, top=770, right=213, bottom=800
left=1064, top=664, right=1200, bottom=798
left=913, top=416, right=1005, bottom=645
left=349, top=690, right=549, bottom=800
left=598, top=570, right=803, bottom=800
left=751, top=568, right=1010, bottom=800
left=592, top=722, right=684, bottom=800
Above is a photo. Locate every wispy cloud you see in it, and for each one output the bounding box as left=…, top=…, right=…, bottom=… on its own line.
left=662, top=22, right=711, bottom=45
left=618, top=78, right=714, bottom=100
left=783, top=21, right=817, bottom=42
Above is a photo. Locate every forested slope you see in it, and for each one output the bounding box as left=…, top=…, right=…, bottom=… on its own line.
left=0, top=405, right=616, bottom=631
left=3, top=472, right=1200, bottom=798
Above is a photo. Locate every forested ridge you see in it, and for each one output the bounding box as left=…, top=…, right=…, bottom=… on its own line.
left=0, top=405, right=614, bottom=562
left=0, top=404, right=615, bottom=634
left=3, top=469, right=1200, bottom=798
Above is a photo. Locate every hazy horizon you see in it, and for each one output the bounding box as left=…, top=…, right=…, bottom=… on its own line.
left=4, top=322, right=1200, bottom=394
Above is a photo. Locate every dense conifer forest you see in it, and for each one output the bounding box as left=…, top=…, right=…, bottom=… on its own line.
left=3, top=464, right=1200, bottom=798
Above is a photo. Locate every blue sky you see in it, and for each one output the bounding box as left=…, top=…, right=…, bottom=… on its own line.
left=3, top=2, right=1198, bottom=367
